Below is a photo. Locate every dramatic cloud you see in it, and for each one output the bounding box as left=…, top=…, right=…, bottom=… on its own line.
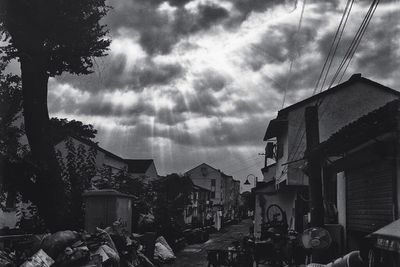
left=42, top=0, right=400, bottom=184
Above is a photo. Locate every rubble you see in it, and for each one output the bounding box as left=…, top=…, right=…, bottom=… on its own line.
left=0, top=221, right=159, bottom=267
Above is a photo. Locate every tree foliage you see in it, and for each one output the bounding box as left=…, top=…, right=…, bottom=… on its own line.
left=0, top=62, right=25, bottom=160
left=153, top=174, right=193, bottom=227
left=56, top=138, right=97, bottom=230
left=50, top=118, right=97, bottom=142
left=0, top=0, right=110, bottom=76
left=0, top=0, right=111, bottom=231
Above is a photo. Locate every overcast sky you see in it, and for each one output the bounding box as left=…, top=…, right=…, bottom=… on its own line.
left=7, top=0, right=400, bottom=191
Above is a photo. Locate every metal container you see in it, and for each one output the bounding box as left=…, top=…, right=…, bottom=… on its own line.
left=83, top=190, right=134, bottom=233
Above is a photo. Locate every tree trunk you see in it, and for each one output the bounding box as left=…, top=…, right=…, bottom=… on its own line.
left=20, top=54, right=70, bottom=232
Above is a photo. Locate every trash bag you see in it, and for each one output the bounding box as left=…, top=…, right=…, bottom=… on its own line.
left=94, top=244, right=120, bottom=266
left=40, top=230, right=80, bottom=258
left=153, top=236, right=176, bottom=263
left=155, top=236, right=174, bottom=256
left=0, top=250, right=15, bottom=267
left=20, top=249, right=54, bottom=267
left=55, top=246, right=90, bottom=266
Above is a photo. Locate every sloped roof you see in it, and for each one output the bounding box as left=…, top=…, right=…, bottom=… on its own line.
left=264, top=74, right=400, bottom=141
left=316, top=99, right=399, bottom=156
left=57, top=135, right=124, bottom=161
left=124, top=159, right=154, bottom=173
left=278, top=74, right=400, bottom=115
left=185, top=163, right=220, bottom=174
left=193, top=184, right=212, bottom=192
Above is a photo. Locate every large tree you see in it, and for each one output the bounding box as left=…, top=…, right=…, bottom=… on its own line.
left=0, top=0, right=110, bottom=231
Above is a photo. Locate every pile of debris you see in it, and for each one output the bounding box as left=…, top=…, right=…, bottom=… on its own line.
left=0, top=221, right=176, bottom=267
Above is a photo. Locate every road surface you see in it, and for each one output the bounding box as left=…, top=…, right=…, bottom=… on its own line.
left=165, top=219, right=252, bottom=267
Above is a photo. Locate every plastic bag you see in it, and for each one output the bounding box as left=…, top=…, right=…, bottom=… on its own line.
left=153, top=236, right=176, bottom=263
left=41, top=230, right=79, bottom=258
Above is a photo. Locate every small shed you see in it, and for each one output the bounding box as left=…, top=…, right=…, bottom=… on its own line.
left=83, top=189, right=135, bottom=233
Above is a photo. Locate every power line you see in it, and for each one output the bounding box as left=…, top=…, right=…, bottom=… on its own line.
left=337, top=0, right=379, bottom=84
left=288, top=0, right=380, bottom=162
left=325, top=0, right=380, bottom=95
left=286, top=0, right=354, bottom=163
left=281, top=0, right=307, bottom=109
left=312, top=0, right=354, bottom=96
left=317, top=0, right=354, bottom=94
left=230, top=160, right=264, bottom=175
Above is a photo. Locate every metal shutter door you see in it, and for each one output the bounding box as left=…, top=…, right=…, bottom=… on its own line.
left=346, top=159, right=394, bottom=233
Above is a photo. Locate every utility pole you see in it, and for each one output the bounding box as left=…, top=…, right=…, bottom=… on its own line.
left=305, top=105, right=325, bottom=263
left=305, top=106, right=324, bottom=227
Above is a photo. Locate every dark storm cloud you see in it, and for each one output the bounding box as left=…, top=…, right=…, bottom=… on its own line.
left=353, top=11, right=400, bottom=80
left=145, top=114, right=269, bottom=147
left=226, top=0, right=299, bottom=27
left=233, top=99, right=264, bottom=115
left=183, top=89, right=220, bottom=115
left=56, top=55, right=184, bottom=93
left=104, top=0, right=302, bottom=55
left=245, top=21, right=320, bottom=71
left=105, top=0, right=229, bottom=55
left=193, top=71, right=228, bottom=92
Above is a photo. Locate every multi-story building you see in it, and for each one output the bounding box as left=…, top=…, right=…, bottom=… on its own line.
left=124, top=159, right=159, bottom=183
left=254, top=74, right=400, bottom=238
left=185, top=163, right=225, bottom=206
left=184, top=184, right=212, bottom=225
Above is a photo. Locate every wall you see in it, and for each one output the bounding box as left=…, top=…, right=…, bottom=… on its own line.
left=145, top=162, right=159, bottom=180
left=262, top=164, right=276, bottom=183
left=186, top=164, right=223, bottom=205
left=282, top=81, right=399, bottom=185
left=254, top=186, right=297, bottom=238
left=55, top=137, right=128, bottom=180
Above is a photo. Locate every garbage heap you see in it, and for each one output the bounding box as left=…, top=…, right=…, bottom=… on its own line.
left=0, top=221, right=176, bottom=267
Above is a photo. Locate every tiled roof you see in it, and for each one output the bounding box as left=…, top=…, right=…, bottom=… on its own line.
left=265, top=74, right=400, bottom=141
left=124, top=159, right=154, bottom=173
left=316, top=99, right=399, bottom=156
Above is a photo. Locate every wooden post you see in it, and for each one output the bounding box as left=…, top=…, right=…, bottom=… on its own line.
left=305, top=106, right=324, bottom=227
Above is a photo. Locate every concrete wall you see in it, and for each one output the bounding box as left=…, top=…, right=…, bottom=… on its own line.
left=254, top=186, right=297, bottom=238
left=131, top=161, right=159, bottom=182
left=186, top=164, right=223, bottom=205
left=145, top=162, right=158, bottom=179
left=55, top=137, right=128, bottom=174
left=262, top=164, right=276, bottom=183
left=281, top=81, right=399, bottom=185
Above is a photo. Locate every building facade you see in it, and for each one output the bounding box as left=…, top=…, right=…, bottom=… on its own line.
left=255, top=74, right=400, bottom=238
left=315, top=99, right=400, bottom=251
left=124, top=159, right=159, bottom=183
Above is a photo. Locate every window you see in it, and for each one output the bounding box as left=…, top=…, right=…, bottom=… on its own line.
left=211, top=179, right=216, bottom=186
left=211, top=191, right=215, bottom=198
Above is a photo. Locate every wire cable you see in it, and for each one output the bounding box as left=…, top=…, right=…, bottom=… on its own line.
left=281, top=0, right=307, bottom=109
left=312, top=0, right=354, bottom=96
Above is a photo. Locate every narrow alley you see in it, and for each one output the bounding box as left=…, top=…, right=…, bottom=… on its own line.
left=165, top=219, right=252, bottom=267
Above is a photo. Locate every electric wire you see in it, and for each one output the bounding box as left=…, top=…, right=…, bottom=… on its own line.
left=318, top=0, right=354, bottom=93
left=288, top=0, right=380, bottom=163
left=312, top=0, right=354, bottom=96
left=286, top=0, right=354, bottom=164
left=281, top=0, right=307, bottom=109
left=324, top=0, right=380, bottom=98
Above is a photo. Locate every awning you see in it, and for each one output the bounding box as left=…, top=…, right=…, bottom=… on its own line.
left=369, top=219, right=400, bottom=240
left=368, top=219, right=400, bottom=253
left=264, top=119, right=288, bottom=140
